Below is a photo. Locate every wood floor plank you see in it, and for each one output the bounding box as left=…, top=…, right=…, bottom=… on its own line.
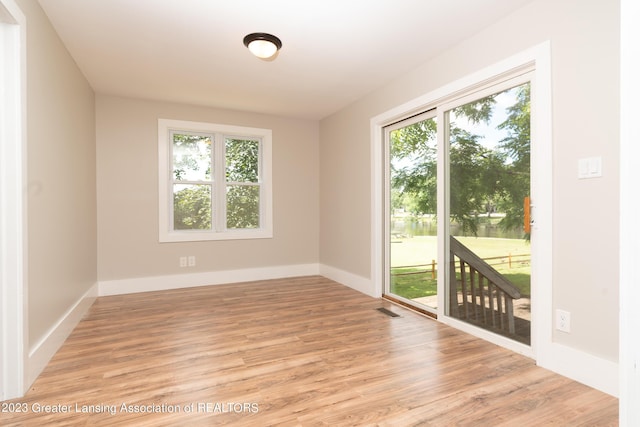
left=1, top=276, right=617, bottom=426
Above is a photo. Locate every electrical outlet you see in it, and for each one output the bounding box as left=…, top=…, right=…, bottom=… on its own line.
left=188, top=255, right=196, bottom=267
left=556, top=309, right=571, bottom=333
left=179, top=256, right=187, bottom=267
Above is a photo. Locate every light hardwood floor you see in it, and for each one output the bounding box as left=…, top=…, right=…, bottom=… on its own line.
left=1, top=276, right=617, bottom=426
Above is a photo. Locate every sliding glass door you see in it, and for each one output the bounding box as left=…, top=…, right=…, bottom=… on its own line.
left=384, top=75, right=532, bottom=345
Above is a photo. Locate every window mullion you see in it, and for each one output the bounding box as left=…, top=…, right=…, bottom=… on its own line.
left=258, top=140, right=264, bottom=227
left=214, top=133, right=226, bottom=232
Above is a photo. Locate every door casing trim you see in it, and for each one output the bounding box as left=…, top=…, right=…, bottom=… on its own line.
left=370, top=41, right=552, bottom=360
left=0, top=0, right=28, bottom=400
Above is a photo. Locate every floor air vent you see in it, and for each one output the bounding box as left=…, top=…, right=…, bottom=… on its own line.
left=376, top=307, right=401, bottom=317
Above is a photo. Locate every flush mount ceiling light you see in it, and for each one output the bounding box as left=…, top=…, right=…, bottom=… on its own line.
left=243, top=33, right=282, bottom=60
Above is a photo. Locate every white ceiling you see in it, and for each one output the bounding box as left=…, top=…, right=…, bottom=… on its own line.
left=38, top=0, right=534, bottom=120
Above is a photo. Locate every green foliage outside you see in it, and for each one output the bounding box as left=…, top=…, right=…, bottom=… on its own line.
left=390, top=83, right=531, bottom=237
left=226, top=139, right=260, bottom=229
left=173, top=132, right=212, bottom=230
left=174, top=185, right=212, bottom=230
left=226, top=185, right=260, bottom=229
left=171, top=133, right=261, bottom=230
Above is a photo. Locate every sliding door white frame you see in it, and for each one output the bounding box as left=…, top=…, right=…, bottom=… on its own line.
left=371, top=41, right=552, bottom=360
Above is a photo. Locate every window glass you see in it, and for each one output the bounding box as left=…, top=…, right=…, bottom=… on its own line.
left=226, top=185, right=260, bottom=229
left=226, top=138, right=259, bottom=183
left=172, top=133, right=212, bottom=181
left=173, top=184, right=212, bottom=230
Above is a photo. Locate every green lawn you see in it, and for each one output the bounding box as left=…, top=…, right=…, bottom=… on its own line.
left=390, top=269, right=437, bottom=299
left=390, top=236, right=531, bottom=299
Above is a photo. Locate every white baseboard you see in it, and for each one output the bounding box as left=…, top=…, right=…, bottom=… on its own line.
left=319, top=264, right=374, bottom=297
left=538, top=342, right=619, bottom=397
left=98, top=263, right=320, bottom=296
left=27, top=283, right=99, bottom=388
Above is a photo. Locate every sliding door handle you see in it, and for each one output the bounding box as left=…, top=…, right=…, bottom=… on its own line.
left=524, top=196, right=532, bottom=233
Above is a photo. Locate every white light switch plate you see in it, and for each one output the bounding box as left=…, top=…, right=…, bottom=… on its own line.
left=578, top=157, right=602, bottom=179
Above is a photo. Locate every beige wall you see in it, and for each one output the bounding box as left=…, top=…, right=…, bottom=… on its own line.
left=320, top=0, right=620, bottom=362
left=17, top=0, right=97, bottom=349
left=96, top=95, right=319, bottom=281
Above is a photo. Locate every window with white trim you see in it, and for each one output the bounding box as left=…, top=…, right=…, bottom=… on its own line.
left=158, top=119, right=272, bottom=242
